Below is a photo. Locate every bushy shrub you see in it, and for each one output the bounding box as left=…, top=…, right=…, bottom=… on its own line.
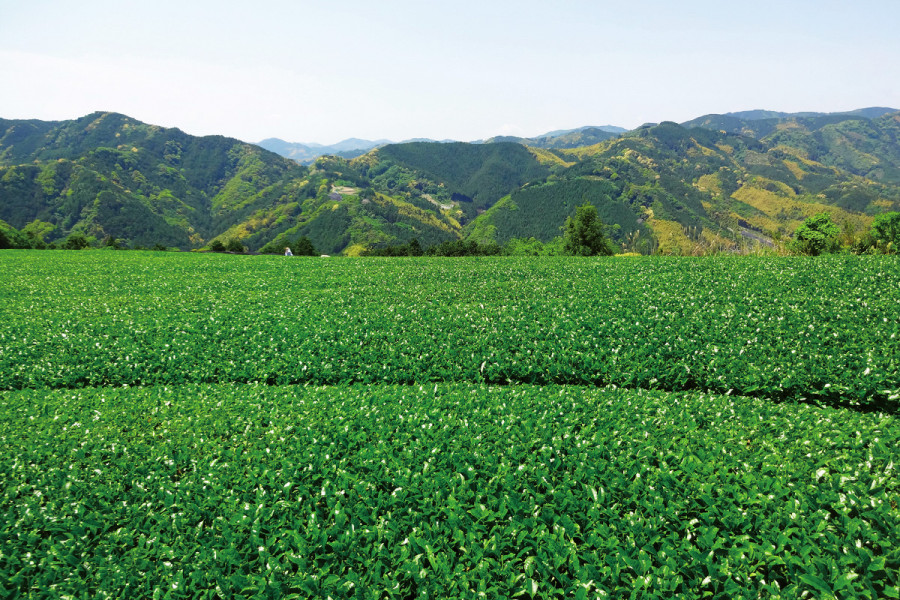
left=425, top=239, right=503, bottom=256
left=293, top=236, right=318, bottom=256
left=870, top=211, right=900, bottom=253
left=61, top=233, right=90, bottom=250
left=789, top=212, right=840, bottom=255
left=362, top=238, right=421, bottom=257
left=224, top=239, right=245, bottom=253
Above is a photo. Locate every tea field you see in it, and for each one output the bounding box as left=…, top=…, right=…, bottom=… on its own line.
left=0, top=251, right=898, bottom=599
left=1, top=252, right=898, bottom=408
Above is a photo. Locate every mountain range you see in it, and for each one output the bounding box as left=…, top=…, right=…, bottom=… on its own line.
left=256, top=137, right=393, bottom=163
left=257, top=125, right=629, bottom=164
left=258, top=111, right=895, bottom=166
left=1, top=107, right=899, bottom=254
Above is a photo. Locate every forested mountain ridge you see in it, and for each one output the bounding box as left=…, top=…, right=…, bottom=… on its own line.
left=351, top=142, right=552, bottom=223
left=259, top=125, right=630, bottom=164
left=722, top=107, right=897, bottom=121
left=354, top=116, right=900, bottom=254
left=0, top=112, right=314, bottom=248
left=2, top=109, right=899, bottom=254
left=0, top=112, right=463, bottom=252
left=545, top=118, right=900, bottom=252
left=257, top=137, right=393, bottom=164
left=683, top=109, right=900, bottom=184
left=482, top=126, right=627, bottom=149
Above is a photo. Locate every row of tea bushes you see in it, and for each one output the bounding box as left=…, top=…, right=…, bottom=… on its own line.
left=1, top=384, right=897, bottom=598
left=0, top=252, right=897, bottom=409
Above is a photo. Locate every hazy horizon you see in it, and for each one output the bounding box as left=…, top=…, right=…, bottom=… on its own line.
left=2, top=0, right=898, bottom=145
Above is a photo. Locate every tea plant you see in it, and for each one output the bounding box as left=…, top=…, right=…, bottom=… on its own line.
left=1, top=384, right=897, bottom=598
left=1, top=251, right=898, bottom=598
left=0, top=252, right=897, bottom=409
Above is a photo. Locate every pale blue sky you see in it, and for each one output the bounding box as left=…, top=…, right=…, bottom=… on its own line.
left=1, top=0, right=898, bottom=144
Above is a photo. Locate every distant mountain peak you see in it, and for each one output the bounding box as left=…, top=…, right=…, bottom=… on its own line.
left=260, top=125, right=632, bottom=161
left=537, top=125, right=627, bottom=138
left=256, top=137, right=393, bottom=163
left=723, top=107, right=898, bottom=121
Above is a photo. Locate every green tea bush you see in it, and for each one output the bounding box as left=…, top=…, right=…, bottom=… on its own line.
left=1, top=384, right=897, bottom=598
left=1, top=252, right=899, bottom=598
left=60, top=232, right=90, bottom=250
left=0, top=252, right=897, bottom=409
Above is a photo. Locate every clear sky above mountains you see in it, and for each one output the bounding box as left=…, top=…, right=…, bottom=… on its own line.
left=1, top=0, right=898, bottom=144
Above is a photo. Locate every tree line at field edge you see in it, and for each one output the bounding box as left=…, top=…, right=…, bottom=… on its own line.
left=2, top=208, right=899, bottom=256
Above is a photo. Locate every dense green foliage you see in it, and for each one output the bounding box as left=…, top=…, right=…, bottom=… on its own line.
left=2, top=383, right=897, bottom=598
left=367, top=142, right=549, bottom=210
left=1, top=251, right=898, bottom=598
left=563, top=203, right=615, bottom=256
left=1, top=252, right=897, bottom=409
left=363, top=237, right=561, bottom=257
left=0, top=112, right=311, bottom=248
left=466, top=117, right=899, bottom=253
left=0, top=219, right=33, bottom=249
left=60, top=232, right=91, bottom=250
left=0, top=114, right=470, bottom=255
left=260, top=236, right=318, bottom=256
left=424, top=239, right=503, bottom=257
left=225, top=239, right=246, bottom=253
left=685, top=111, right=900, bottom=185
left=361, top=238, right=424, bottom=257
left=870, top=211, right=900, bottom=252
left=292, top=236, right=318, bottom=257
left=467, top=179, right=650, bottom=249
left=790, top=213, right=841, bottom=255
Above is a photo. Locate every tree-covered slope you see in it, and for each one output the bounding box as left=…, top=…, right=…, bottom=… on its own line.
left=466, top=179, right=653, bottom=251
left=685, top=110, right=900, bottom=184
left=0, top=114, right=462, bottom=252
left=0, top=218, right=34, bottom=249
left=761, top=112, right=900, bottom=184
left=3, top=110, right=900, bottom=254
left=0, top=118, right=61, bottom=161
left=466, top=120, right=900, bottom=253
left=355, top=142, right=550, bottom=214
left=485, top=126, right=624, bottom=149
left=0, top=112, right=314, bottom=247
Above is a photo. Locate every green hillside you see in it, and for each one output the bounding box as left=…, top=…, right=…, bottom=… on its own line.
left=0, top=112, right=309, bottom=247
left=0, top=113, right=462, bottom=252
left=762, top=112, right=900, bottom=184
left=685, top=110, right=900, bottom=184
left=354, top=142, right=550, bottom=219
left=465, top=119, right=900, bottom=254
left=0, top=218, right=34, bottom=249
left=466, top=179, right=653, bottom=251
left=2, top=110, right=900, bottom=254
left=485, top=126, right=623, bottom=149
left=680, top=114, right=783, bottom=138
